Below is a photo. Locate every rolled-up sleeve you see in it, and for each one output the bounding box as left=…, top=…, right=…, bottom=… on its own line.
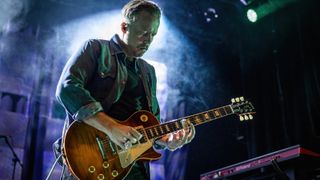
left=56, top=39, right=103, bottom=121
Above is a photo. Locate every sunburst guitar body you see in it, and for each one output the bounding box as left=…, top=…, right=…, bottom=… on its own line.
left=63, top=97, right=255, bottom=179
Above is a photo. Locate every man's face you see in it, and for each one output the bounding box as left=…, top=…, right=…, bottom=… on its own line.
left=123, top=11, right=160, bottom=57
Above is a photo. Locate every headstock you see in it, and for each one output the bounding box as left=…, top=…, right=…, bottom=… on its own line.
left=231, top=97, right=255, bottom=121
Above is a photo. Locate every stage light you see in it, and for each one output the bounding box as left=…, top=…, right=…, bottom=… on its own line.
left=247, top=9, right=257, bottom=23
left=246, top=0, right=296, bottom=23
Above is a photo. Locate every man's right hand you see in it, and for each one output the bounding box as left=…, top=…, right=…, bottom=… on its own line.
left=83, top=112, right=143, bottom=150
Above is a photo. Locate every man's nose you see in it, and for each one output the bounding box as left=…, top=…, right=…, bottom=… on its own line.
left=143, top=34, right=153, bottom=44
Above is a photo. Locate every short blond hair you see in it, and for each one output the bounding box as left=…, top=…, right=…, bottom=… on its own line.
left=122, top=0, right=161, bottom=23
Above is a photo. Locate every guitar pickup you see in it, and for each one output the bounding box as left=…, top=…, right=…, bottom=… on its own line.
left=105, top=136, right=117, bottom=155
left=96, top=137, right=107, bottom=160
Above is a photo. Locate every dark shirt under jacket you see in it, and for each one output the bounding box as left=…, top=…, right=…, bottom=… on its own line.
left=108, top=56, right=149, bottom=121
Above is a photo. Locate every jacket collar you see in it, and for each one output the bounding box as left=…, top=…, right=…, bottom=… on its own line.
left=110, top=34, right=140, bottom=62
left=110, top=34, right=126, bottom=55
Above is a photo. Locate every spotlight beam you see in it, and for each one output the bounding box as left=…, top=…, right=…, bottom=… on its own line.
left=246, top=0, right=296, bottom=22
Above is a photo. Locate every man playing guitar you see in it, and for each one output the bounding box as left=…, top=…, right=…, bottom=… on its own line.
left=55, top=0, right=195, bottom=179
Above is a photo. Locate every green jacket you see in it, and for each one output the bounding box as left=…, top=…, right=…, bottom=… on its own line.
left=56, top=35, right=160, bottom=125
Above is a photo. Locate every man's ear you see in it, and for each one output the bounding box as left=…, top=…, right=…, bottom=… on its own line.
left=121, top=22, right=128, bottom=33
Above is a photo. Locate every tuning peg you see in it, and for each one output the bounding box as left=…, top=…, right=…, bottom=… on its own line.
left=231, top=98, right=235, bottom=103
left=244, top=115, right=249, bottom=120
left=239, top=115, right=244, bottom=121
left=249, top=114, right=253, bottom=120
left=235, top=97, right=240, bottom=102
left=240, top=97, right=244, bottom=101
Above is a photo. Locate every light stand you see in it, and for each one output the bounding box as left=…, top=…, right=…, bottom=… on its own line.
left=0, top=135, right=23, bottom=180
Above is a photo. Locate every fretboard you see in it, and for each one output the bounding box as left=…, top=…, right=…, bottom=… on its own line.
left=144, top=105, right=233, bottom=140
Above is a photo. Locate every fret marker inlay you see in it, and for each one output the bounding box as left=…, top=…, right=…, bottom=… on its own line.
left=165, top=124, right=170, bottom=132
left=175, top=122, right=180, bottom=129
left=204, top=113, right=209, bottom=119
left=214, top=110, right=220, bottom=117
left=195, top=117, right=201, bottom=124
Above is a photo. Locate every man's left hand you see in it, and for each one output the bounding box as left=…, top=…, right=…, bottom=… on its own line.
left=156, top=123, right=196, bottom=151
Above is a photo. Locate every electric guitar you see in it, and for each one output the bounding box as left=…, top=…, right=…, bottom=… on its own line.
left=63, top=97, right=255, bottom=179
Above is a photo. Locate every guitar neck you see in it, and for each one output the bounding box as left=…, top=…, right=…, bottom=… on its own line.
left=144, top=105, right=234, bottom=140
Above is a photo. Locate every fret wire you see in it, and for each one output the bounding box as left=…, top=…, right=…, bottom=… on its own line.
left=168, top=123, right=174, bottom=132
left=153, top=127, right=158, bottom=137
left=149, top=107, right=233, bottom=136
left=179, top=119, right=186, bottom=129
left=157, top=125, right=162, bottom=135
left=190, top=117, right=196, bottom=125
left=223, top=105, right=230, bottom=115
left=151, top=128, right=157, bottom=138
left=219, top=107, right=226, bottom=116
left=172, top=121, right=178, bottom=131
left=158, top=126, right=164, bottom=136
left=210, top=111, right=215, bottom=118
left=159, top=126, right=164, bottom=135
left=152, top=127, right=158, bottom=138
left=154, top=127, right=158, bottom=136
left=225, top=105, right=233, bottom=114
left=171, top=122, right=176, bottom=131
left=195, top=115, right=202, bottom=122
left=166, top=123, right=171, bottom=132
left=164, top=125, right=168, bottom=134
left=208, top=110, right=216, bottom=119
left=203, top=112, right=210, bottom=121
left=174, top=121, right=179, bottom=130
left=178, top=121, right=183, bottom=129
left=170, top=122, right=175, bottom=131
left=219, top=107, right=227, bottom=116
left=145, top=130, right=150, bottom=139
left=150, top=128, right=155, bottom=138
left=164, top=124, right=170, bottom=133
left=162, top=124, right=167, bottom=134
left=214, top=109, right=221, bottom=117
left=148, top=129, right=153, bottom=139
left=190, top=118, right=197, bottom=125
left=153, top=128, right=157, bottom=138
left=146, top=129, right=151, bottom=139
left=171, top=122, right=178, bottom=131
left=155, top=127, right=159, bottom=136
left=194, top=116, right=201, bottom=124
left=175, top=121, right=180, bottom=130
left=144, top=121, right=170, bottom=132
left=144, top=105, right=235, bottom=139
left=159, top=125, right=164, bottom=134
left=224, top=106, right=229, bottom=115
left=157, top=126, right=162, bottom=136
left=199, top=114, right=206, bottom=121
